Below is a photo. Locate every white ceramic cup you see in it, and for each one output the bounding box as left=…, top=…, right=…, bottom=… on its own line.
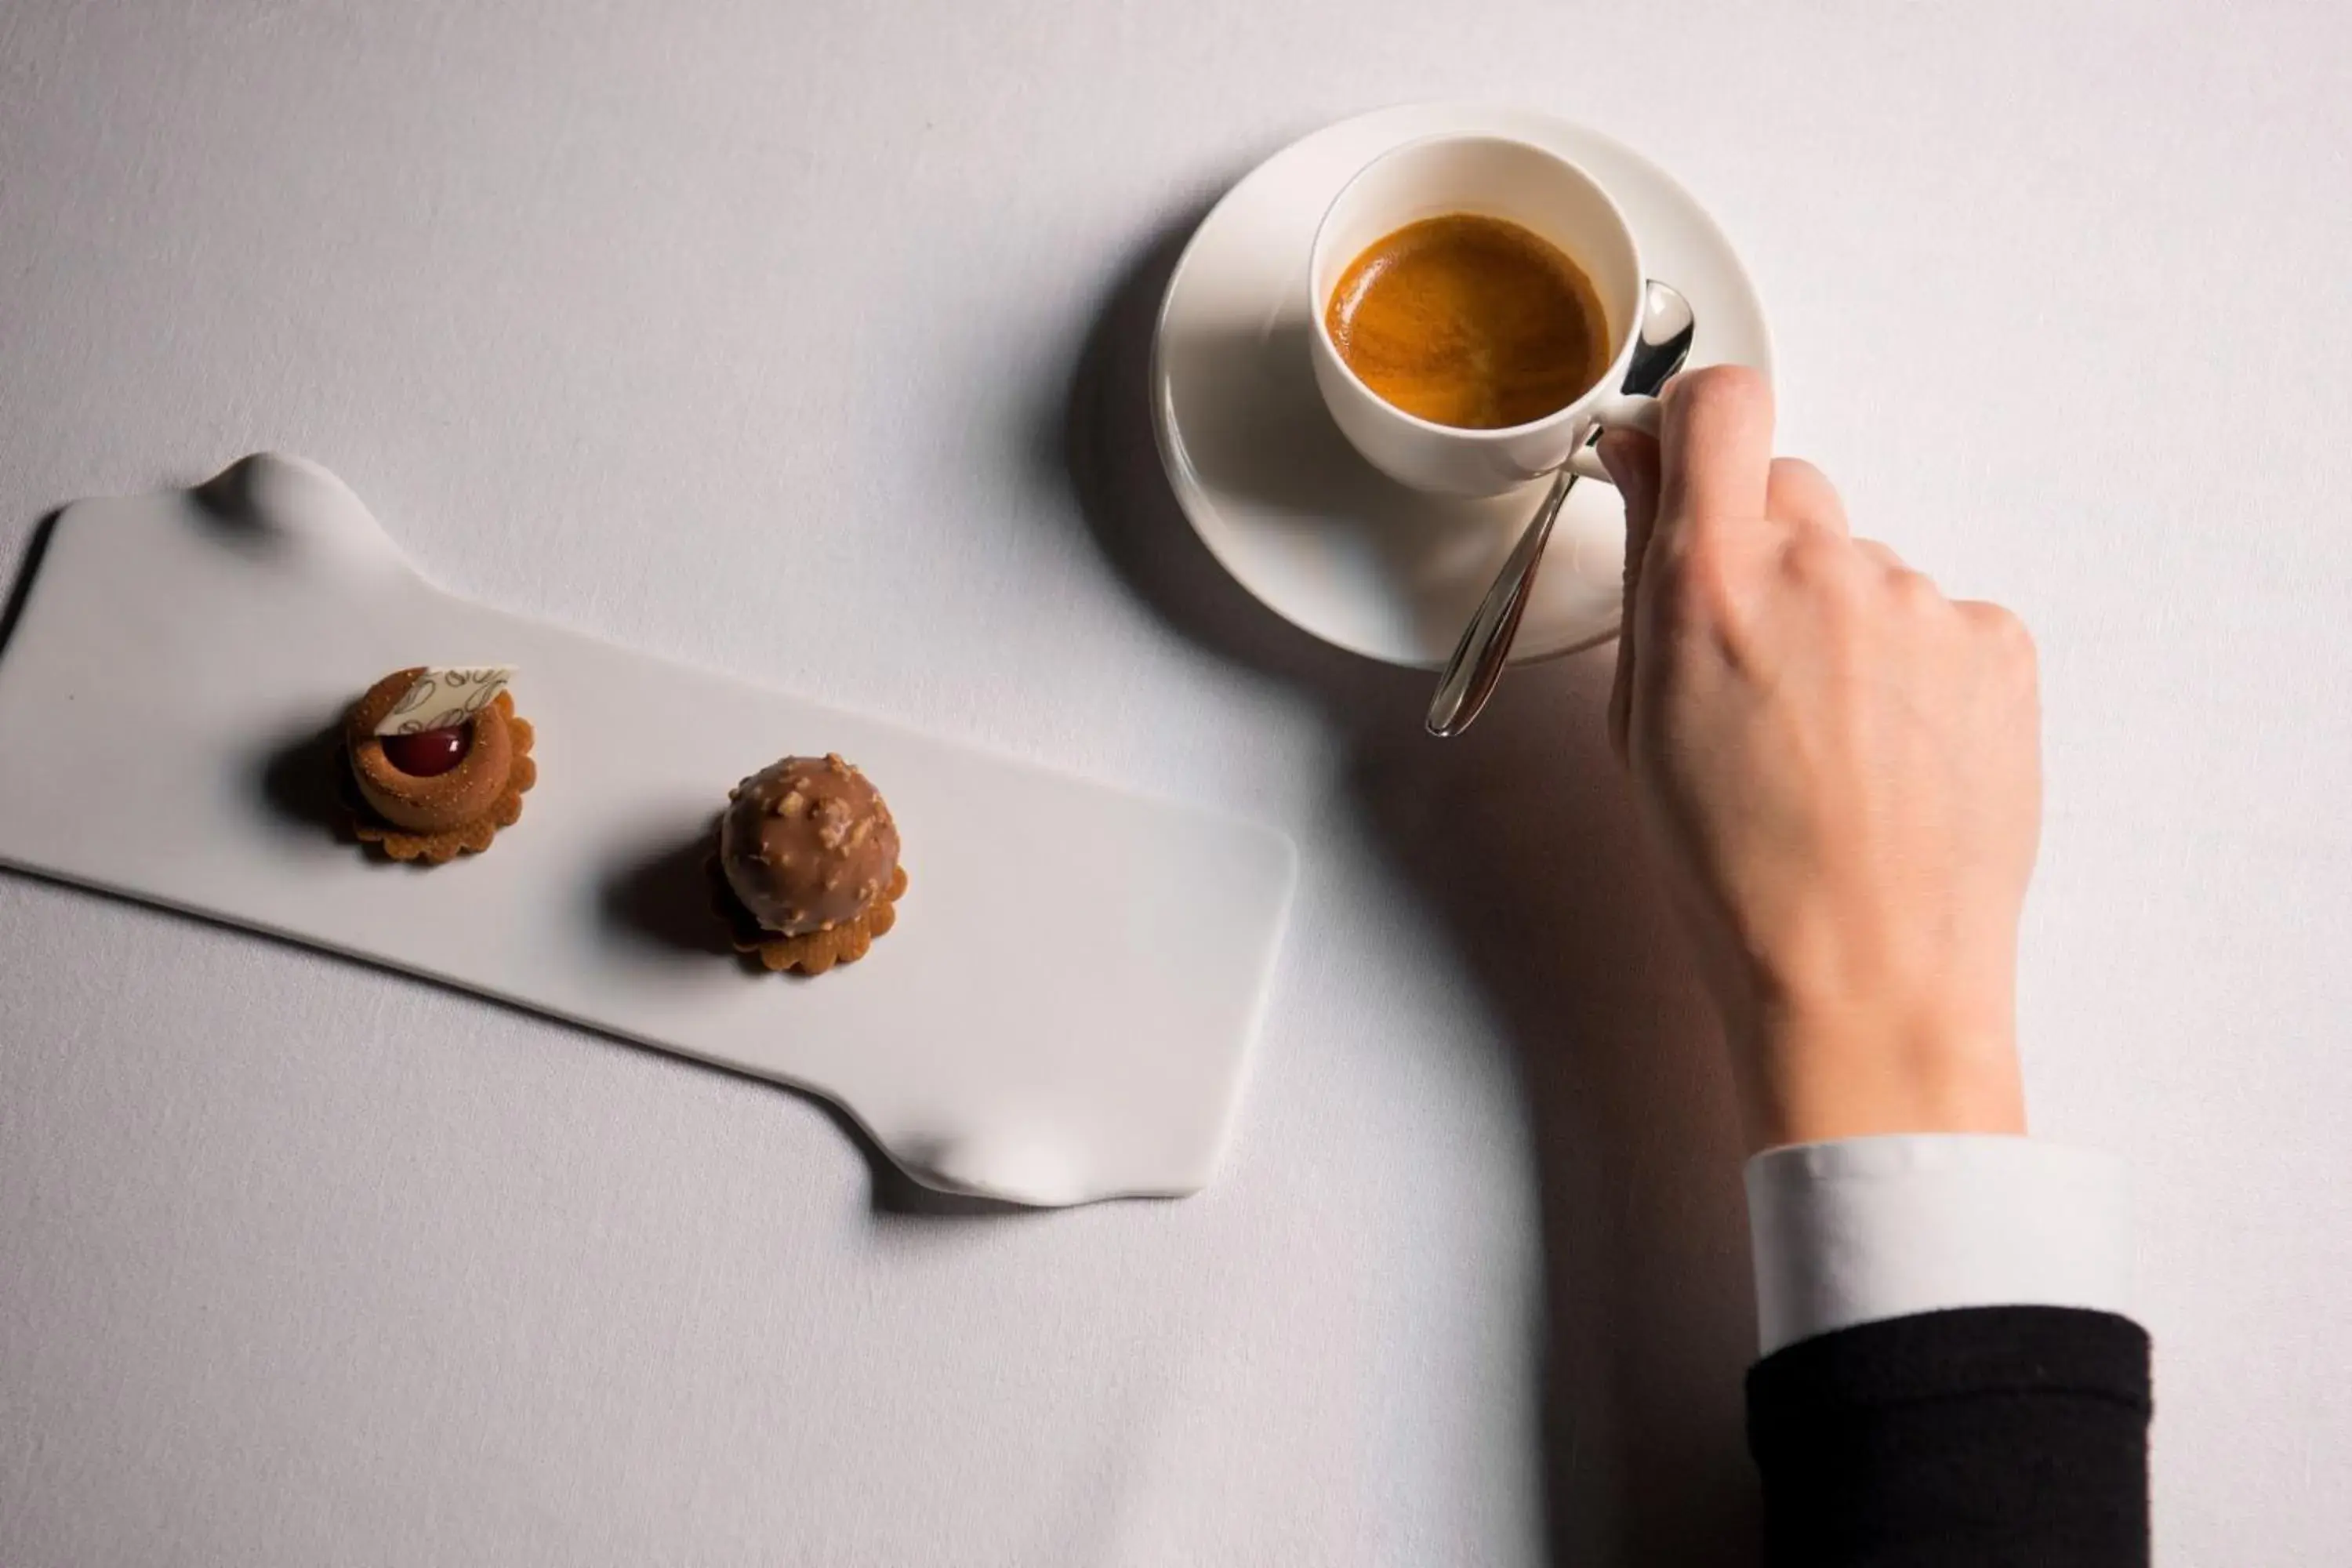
left=1308, top=134, right=1660, bottom=498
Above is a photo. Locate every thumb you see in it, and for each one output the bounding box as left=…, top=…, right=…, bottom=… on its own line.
left=1600, top=428, right=1662, bottom=766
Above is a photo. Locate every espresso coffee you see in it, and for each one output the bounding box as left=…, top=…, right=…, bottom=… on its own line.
left=1323, top=213, right=1610, bottom=430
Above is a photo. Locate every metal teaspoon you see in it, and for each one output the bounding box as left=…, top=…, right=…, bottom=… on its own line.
left=1425, top=281, right=1697, bottom=738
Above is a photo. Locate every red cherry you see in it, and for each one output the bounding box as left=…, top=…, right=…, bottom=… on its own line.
left=381, top=724, right=473, bottom=778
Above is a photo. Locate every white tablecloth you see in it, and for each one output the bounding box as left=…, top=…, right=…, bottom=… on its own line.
left=3, top=4, right=2343, bottom=1563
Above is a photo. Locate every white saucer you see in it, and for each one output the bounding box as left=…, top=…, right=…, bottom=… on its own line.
left=1151, top=103, right=1774, bottom=668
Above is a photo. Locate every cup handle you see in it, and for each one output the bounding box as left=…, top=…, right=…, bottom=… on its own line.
left=1565, top=391, right=1662, bottom=482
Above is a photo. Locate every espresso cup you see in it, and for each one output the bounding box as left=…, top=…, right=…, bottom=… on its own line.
left=1308, top=135, right=1659, bottom=498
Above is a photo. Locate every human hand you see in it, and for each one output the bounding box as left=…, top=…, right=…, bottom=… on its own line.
left=1598, top=368, right=2037, bottom=1153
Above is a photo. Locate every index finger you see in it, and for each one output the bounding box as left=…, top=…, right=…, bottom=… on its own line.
left=1653, top=365, right=1775, bottom=545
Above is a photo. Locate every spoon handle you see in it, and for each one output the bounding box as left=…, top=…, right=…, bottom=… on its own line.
left=1424, top=281, right=1695, bottom=738
left=1424, top=453, right=1589, bottom=737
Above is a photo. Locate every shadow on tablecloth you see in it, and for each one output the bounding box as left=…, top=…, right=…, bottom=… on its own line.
left=1055, top=209, right=1762, bottom=1568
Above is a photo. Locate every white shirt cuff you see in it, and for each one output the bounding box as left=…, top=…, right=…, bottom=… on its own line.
left=1744, top=1134, right=2130, bottom=1356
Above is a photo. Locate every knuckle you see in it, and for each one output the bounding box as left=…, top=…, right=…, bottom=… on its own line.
left=1851, top=535, right=1903, bottom=570
left=1962, top=599, right=2034, bottom=650
left=1654, top=530, right=1744, bottom=624
left=1767, top=456, right=1830, bottom=495
left=1887, top=566, right=1944, bottom=611
left=1986, top=606, right=2039, bottom=674
left=1778, top=525, right=1864, bottom=604
left=1955, top=601, right=2039, bottom=697
left=1665, top=362, right=1771, bottom=423
left=1781, top=523, right=1849, bottom=578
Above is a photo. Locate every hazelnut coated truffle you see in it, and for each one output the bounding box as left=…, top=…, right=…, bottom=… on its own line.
left=719, top=753, right=901, bottom=937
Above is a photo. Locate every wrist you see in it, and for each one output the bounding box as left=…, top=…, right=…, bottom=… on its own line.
left=1733, top=994, right=2027, bottom=1153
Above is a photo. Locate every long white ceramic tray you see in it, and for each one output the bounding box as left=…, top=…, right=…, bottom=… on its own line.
left=0, top=455, right=1297, bottom=1206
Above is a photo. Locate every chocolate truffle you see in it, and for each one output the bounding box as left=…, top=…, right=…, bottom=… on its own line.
left=720, top=753, right=901, bottom=937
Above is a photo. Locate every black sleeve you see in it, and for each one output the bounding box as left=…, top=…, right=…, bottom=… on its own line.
left=1746, top=1305, right=2151, bottom=1567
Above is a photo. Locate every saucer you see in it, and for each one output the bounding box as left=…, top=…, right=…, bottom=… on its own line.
left=1151, top=103, right=1773, bottom=667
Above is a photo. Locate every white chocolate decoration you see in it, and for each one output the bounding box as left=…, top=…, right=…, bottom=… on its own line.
left=373, top=666, right=515, bottom=735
